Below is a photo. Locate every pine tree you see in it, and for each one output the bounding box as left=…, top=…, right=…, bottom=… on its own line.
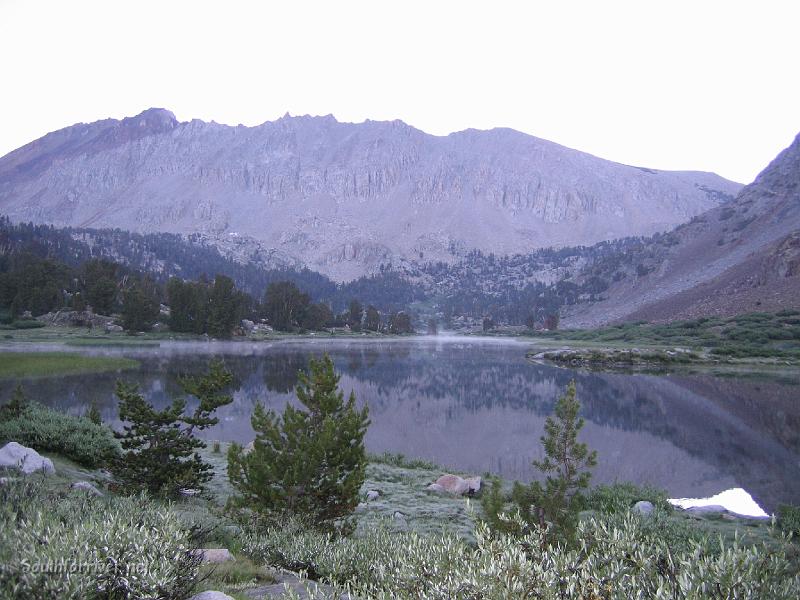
left=207, top=274, right=241, bottom=339
left=364, top=305, right=381, bottom=331
left=120, top=279, right=160, bottom=332
left=263, top=281, right=310, bottom=331
left=86, top=402, right=102, bottom=425
left=517, top=380, right=596, bottom=542
left=112, top=360, right=233, bottom=497
left=1, top=384, right=28, bottom=419
left=482, top=380, right=596, bottom=545
left=227, top=355, right=370, bottom=528
left=348, top=299, right=363, bottom=331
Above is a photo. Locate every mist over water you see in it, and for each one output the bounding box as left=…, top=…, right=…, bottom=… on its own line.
left=3, top=337, right=799, bottom=512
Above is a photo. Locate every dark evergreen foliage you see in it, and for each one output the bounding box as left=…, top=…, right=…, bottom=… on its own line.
left=388, top=311, right=413, bottom=334
left=120, top=277, right=160, bottom=332
left=364, top=305, right=381, bottom=331
left=227, top=355, right=370, bottom=528
left=112, top=360, right=233, bottom=497
left=207, top=275, right=243, bottom=339
left=300, top=302, right=334, bottom=331
left=263, top=281, right=310, bottom=331
left=86, top=402, right=102, bottom=426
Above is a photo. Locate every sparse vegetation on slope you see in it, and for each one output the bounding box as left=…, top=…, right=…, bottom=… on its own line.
left=531, top=311, right=800, bottom=361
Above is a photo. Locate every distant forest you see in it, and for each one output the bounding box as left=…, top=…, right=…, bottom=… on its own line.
left=0, top=216, right=679, bottom=328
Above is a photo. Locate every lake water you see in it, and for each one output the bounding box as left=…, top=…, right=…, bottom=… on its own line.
left=3, top=337, right=799, bottom=512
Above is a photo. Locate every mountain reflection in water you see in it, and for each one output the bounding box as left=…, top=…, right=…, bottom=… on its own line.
left=3, top=337, right=799, bottom=513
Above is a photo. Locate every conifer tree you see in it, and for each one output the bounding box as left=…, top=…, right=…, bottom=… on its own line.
left=86, top=402, right=102, bottom=425
left=482, top=380, right=596, bottom=544
left=1, top=384, right=28, bottom=419
left=364, top=305, right=381, bottom=331
left=207, top=275, right=240, bottom=338
left=516, top=380, right=596, bottom=542
left=112, top=360, right=233, bottom=497
left=227, top=355, right=369, bottom=528
left=120, top=279, right=160, bottom=332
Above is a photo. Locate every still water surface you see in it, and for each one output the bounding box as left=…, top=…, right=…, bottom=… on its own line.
left=3, top=337, right=799, bottom=512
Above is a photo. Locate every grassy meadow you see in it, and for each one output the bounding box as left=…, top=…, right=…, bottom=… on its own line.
left=0, top=351, right=139, bottom=379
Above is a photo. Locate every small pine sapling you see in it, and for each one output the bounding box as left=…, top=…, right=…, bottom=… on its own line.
left=521, top=380, right=596, bottom=543
left=86, top=402, right=102, bottom=425
left=1, top=384, right=29, bottom=419
left=482, top=380, right=596, bottom=545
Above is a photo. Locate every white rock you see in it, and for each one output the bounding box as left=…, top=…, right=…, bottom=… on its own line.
left=70, top=481, right=103, bottom=496
left=633, top=500, right=654, bottom=516
left=393, top=511, right=408, bottom=529
left=105, top=323, right=123, bottom=333
left=426, top=483, right=447, bottom=495
left=0, top=442, right=55, bottom=475
left=433, top=473, right=481, bottom=496
left=192, top=549, right=234, bottom=563
left=366, top=490, right=380, bottom=501
left=188, top=592, right=235, bottom=600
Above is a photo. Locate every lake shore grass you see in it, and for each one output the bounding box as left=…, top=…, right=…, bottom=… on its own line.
left=526, top=311, right=800, bottom=355
left=0, top=351, right=139, bottom=378
left=0, top=323, right=408, bottom=346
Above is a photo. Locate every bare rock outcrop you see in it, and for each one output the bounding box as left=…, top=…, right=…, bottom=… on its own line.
left=0, top=442, right=55, bottom=475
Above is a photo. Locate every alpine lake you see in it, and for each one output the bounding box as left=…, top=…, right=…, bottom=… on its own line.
left=2, top=336, right=799, bottom=514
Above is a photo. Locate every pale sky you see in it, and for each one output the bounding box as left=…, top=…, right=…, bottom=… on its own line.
left=1, top=0, right=798, bottom=184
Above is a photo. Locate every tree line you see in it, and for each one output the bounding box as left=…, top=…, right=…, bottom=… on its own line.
left=0, top=246, right=414, bottom=336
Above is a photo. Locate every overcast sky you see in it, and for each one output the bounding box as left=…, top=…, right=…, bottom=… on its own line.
left=1, top=0, right=798, bottom=183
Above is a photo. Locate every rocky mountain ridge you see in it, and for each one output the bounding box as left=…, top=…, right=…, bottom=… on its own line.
left=564, top=132, right=800, bottom=326
left=0, top=108, right=741, bottom=281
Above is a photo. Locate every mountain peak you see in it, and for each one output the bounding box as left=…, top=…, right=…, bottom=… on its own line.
left=123, top=108, right=178, bottom=130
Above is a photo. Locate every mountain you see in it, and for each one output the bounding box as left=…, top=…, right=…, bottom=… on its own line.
left=564, top=132, right=800, bottom=327
left=0, top=108, right=741, bottom=281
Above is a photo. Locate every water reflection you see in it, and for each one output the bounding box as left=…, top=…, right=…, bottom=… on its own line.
left=1, top=338, right=798, bottom=512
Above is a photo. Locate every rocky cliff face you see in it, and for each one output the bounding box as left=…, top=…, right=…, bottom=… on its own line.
left=0, top=108, right=741, bottom=280
left=565, top=132, right=800, bottom=326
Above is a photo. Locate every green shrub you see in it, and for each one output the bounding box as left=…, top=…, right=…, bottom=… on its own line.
left=0, top=401, right=119, bottom=469
left=778, top=504, right=800, bottom=539
left=583, top=482, right=672, bottom=514
left=242, top=512, right=800, bottom=599
left=0, top=479, right=201, bottom=600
